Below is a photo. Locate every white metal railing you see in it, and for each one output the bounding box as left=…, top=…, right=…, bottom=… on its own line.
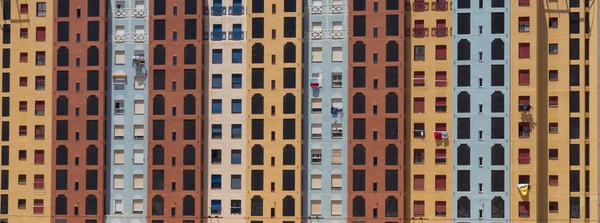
left=309, top=5, right=327, bottom=13
left=329, top=30, right=346, bottom=39
left=329, top=5, right=347, bottom=13
left=130, top=9, right=148, bottom=17
left=310, top=30, right=327, bottom=39
left=130, top=33, right=147, bottom=42
left=113, top=9, right=129, bottom=18
left=113, top=33, right=129, bottom=42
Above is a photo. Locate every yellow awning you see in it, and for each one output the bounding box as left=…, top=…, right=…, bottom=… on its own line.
left=112, top=73, right=126, bottom=77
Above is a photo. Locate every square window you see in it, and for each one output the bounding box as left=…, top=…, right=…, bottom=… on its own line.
left=519, top=43, right=530, bottom=58
left=20, top=4, right=29, bottom=14
left=19, top=101, right=27, bottom=111
left=414, top=46, right=425, bottom=61
left=232, top=49, right=243, bottom=63
left=18, top=175, right=26, bottom=184
left=36, top=27, right=46, bottom=42
left=435, top=149, right=446, bottom=164
left=19, top=126, right=27, bottom=136
left=231, top=124, right=242, bottom=139
left=435, top=45, right=446, bottom=60
left=549, top=17, right=558, bottom=28
left=35, top=52, right=46, bottom=65
left=212, top=124, right=222, bottom=139
left=549, top=96, right=559, bottom=106
left=33, top=199, right=44, bottom=214
left=212, top=74, right=222, bottom=89
left=18, top=150, right=26, bottom=160
left=414, top=149, right=424, bottom=164
left=36, top=3, right=46, bottom=17
left=211, top=174, right=222, bottom=189
left=20, top=53, right=28, bottom=63
left=518, top=148, right=531, bottom=164
left=20, top=77, right=27, bottom=86
left=232, top=99, right=242, bottom=113
left=549, top=175, right=559, bottom=186
left=435, top=175, right=446, bottom=191
left=549, top=44, right=559, bottom=54
left=413, top=71, right=425, bottom=86
left=518, top=17, right=530, bottom=32
left=549, top=201, right=559, bottom=213
left=20, top=28, right=28, bottom=39
left=549, top=149, right=559, bottom=160
left=231, top=150, right=242, bottom=164
left=549, top=123, right=558, bottom=133
left=211, top=149, right=222, bottom=164
left=212, top=49, right=223, bottom=64
left=232, top=74, right=242, bottom=88
left=519, top=70, right=530, bottom=85
left=212, top=99, right=222, bottom=114
left=435, top=71, right=447, bottom=87
left=18, top=199, right=26, bottom=209
left=519, top=201, right=530, bottom=217
left=549, top=70, right=559, bottom=81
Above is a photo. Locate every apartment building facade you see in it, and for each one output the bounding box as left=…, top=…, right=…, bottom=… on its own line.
left=0, top=0, right=53, bottom=222
left=204, top=0, right=247, bottom=221
left=405, top=0, right=452, bottom=220
left=347, top=0, right=404, bottom=222
left=304, top=0, right=348, bottom=221
left=105, top=0, right=149, bottom=221
left=51, top=0, right=107, bottom=222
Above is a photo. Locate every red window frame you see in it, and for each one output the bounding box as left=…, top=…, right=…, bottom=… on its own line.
left=519, top=70, right=530, bottom=85
left=414, top=97, right=425, bottom=113
left=34, top=150, right=44, bottom=164
left=519, top=43, right=531, bottom=58
left=35, top=101, right=45, bottom=115
left=414, top=175, right=425, bottom=190
left=435, top=45, right=447, bottom=60
left=35, top=51, right=46, bottom=66
left=35, top=125, right=45, bottom=139
left=36, top=27, right=46, bottom=42
left=519, top=96, right=530, bottom=105
left=435, top=123, right=446, bottom=131
left=435, top=175, right=446, bottom=191
left=518, top=148, right=530, bottom=164
left=435, top=149, right=446, bottom=164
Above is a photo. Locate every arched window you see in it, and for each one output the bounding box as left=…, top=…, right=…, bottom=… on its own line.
left=86, top=96, right=98, bottom=115
left=386, top=41, right=399, bottom=62
left=85, top=195, right=97, bottom=215
left=457, top=39, right=471, bottom=61
left=491, top=91, right=504, bottom=112
left=153, top=95, right=165, bottom=115
left=385, top=144, right=398, bottom=165
left=353, top=93, right=365, bottom=114
left=56, top=96, right=69, bottom=115
left=184, top=94, right=195, bottom=115
left=56, top=146, right=68, bottom=165
left=385, top=196, right=398, bottom=217
left=55, top=195, right=67, bottom=215
left=154, top=45, right=166, bottom=65
left=282, top=196, right=295, bottom=216
left=252, top=94, right=264, bottom=114
left=86, top=145, right=98, bottom=165
left=457, top=196, right=471, bottom=218
left=152, top=145, right=164, bottom=165
left=87, top=46, right=99, bottom=66
left=251, top=145, right=264, bottom=165
left=352, top=196, right=365, bottom=217
left=491, top=144, right=504, bottom=165
left=491, top=197, right=505, bottom=218
left=152, top=195, right=164, bottom=216
left=184, top=44, right=196, bottom=64
left=457, top=92, right=470, bottom=113
left=283, top=93, right=295, bottom=114
left=252, top=43, right=264, bottom=63
left=353, top=144, right=366, bottom=165
left=283, top=42, right=296, bottom=63
left=183, top=145, right=195, bottom=165
left=57, top=47, right=69, bottom=66
left=182, top=195, right=195, bottom=216
left=386, top=93, right=398, bottom=113
left=353, top=42, right=366, bottom=62
left=457, top=144, right=470, bottom=165
left=491, top=38, right=504, bottom=60
left=251, top=196, right=263, bottom=216
left=282, top=145, right=295, bottom=165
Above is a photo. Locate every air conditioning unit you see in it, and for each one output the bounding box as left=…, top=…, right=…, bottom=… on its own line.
left=310, top=77, right=322, bottom=88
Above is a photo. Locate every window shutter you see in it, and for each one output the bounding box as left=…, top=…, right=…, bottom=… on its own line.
left=115, top=51, right=125, bottom=64
left=435, top=123, right=446, bottom=131
left=311, top=175, right=322, bottom=189
left=519, top=70, right=530, bottom=85
left=311, top=48, right=322, bottom=62
left=519, top=149, right=530, bottom=163
left=436, top=19, right=446, bottom=28
left=331, top=174, right=342, bottom=189
left=331, top=200, right=342, bottom=216
left=310, top=200, right=321, bottom=215
left=414, top=201, right=425, bottom=215
left=549, top=96, right=558, bottom=105
left=133, top=150, right=144, bottom=164
left=134, top=100, right=144, bottom=114
left=435, top=201, right=446, bottom=213
left=35, top=150, right=44, bottom=164
left=519, top=0, right=530, bottom=4
left=519, top=96, right=530, bottom=105
left=519, top=17, right=529, bottom=25
left=20, top=53, right=27, bottom=62
left=114, top=150, right=124, bottom=164
left=332, top=149, right=342, bottom=164
left=435, top=149, right=446, bottom=160
left=36, top=27, right=45, bottom=41
left=133, top=175, right=144, bottom=189
left=134, top=125, right=144, bottom=137
left=414, top=98, right=425, bottom=113
left=519, top=43, right=530, bottom=58
left=549, top=176, right=559, bottom=185
left=34, top=175, right=44, bottom=189
left=114, top=126, right=125, bottom=137
left=519, top=202, right=530, bottom=214
left=414, top=175, right=424, bottom=190
left=435, top=97, right=446, bottom=106
left=435, top=45, right=446, bottom=59
left=332, top=47, right=342, bottom=62
left=414, top=71, right=425, bottom=86
left=114, top=200, right=123, bottom=213
left=311, top=124, right=322, bottom=135
left=35, top=101, right=45, bottom=111
left=133, top=200, right=143, bottom=212
left=435, top=175, right=446, bottom=190
left=114, top=175, right=124, bottom=189
left=414, top=20, right=424, bottom=28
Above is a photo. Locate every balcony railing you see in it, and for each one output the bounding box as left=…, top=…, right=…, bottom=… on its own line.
left=211, top=6, right=227, bottom=16
left=413, top=28, right=429, bottom=37
left=329, top=30, right=346, bottom=39
left=228, top=31, right=244, bottom=40
left=228, top=6, right=244, bottom=15
left=130, top=8, right=147, bottom=17
left=310, top=30, right=327, bottom=39
left=309, top=5, right=327, bottom=13
left=113, top=9, right=129, bottom=18
left=130, top=33, right=147, bottom=42
left=308, top=4, right=347, bottom=14
left=431, top=1, right=448, bottom=11
left=113, top=33, right=129, bottom=42
left=413, top=2, right=429, bottom=11
left=431, top=27, right=448, bottom=37
left=329, top=4, right=347, bottom=13
left=211, top=32, right=227, bottom=41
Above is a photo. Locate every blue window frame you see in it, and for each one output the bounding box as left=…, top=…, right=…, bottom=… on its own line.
left=231, top=124, right=242, bottom=139
left=232, top=49, right=242, bottom=63
left=211, top=149, right=222, bottom=164
left=212, top=74, right=222, bottom=89
left=232, top=74, right=242, bottom=88
left=233, top=24, right=242, bottom=32
left=231, top=175, right=242, bottom=189
left=213, top=0, right=222, bottom=7
left=210, top=200, right=222, bottom=215
left=231, top=99, right=242, bottom=113
left=211, top=175, right=222, bottom=189
left=211, top=124, right=222, bottom=139
left=212, top=49, right=223, bottom=64
left=213, top=24, right=222, bottom=33
left=233, top=0, right=241, bottom=6
left=231, top=150, right=242, bottom=164
left=212, top=99, right=222, bottom=114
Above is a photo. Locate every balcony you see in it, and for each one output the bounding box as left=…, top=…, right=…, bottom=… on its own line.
left=211, top=6, right=227, bottom=16
left=328, top=30, right=346, bottom=39
left=412, top=28, right=429, bottom=37
left=113, top=9, right=129, bottom=18
left=130, top=8, right=147, bottom=17
left=130, top=33, right=147, bottom=42
left=228, top=31, right=244, bottom=40
left=329, top=4, right=347, bottom=13
left=431, top=1, right=448, bottom=11
left=413, top=2, right=429, bottom=11
left=309, top=5, right=327, bottom=14
left=228, top=6, right=244, bottom=15
left=309, top=30, right=327, bottom=39
left=211, top=32, right=227, bottom=41
left=113, top=33, right=129, bottom=42
left=431, top=27, right=448, bottom=37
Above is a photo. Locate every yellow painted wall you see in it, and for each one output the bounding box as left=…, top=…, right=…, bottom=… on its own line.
left=246, top=0, right=303, bottom=222
left=0, top=0, right=53, bottom=222
left=405, top=5, right=453, bottom=220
